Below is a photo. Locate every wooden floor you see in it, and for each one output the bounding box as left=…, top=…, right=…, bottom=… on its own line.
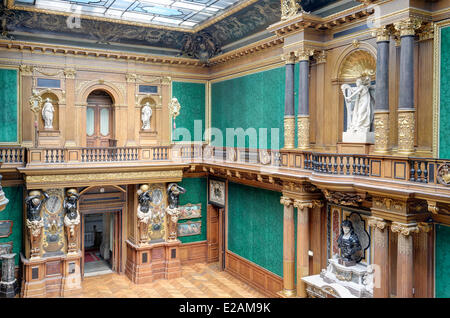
left=76, top=263, right=266, bottom=298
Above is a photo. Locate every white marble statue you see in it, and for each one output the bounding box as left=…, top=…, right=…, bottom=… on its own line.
left=341, top=77, right=375, bottom=143
left=141, top=102, right=153, bottom=130
left=41, top=98, right=55, bottom=129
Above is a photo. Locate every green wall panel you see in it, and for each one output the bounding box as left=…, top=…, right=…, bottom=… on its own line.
left=211, top=65, right=299, bottom=149
left=0, top=186, right=23, bottom=265
left=436, top=224, right=450, bottom=298
left=440, top=26, right=450, bottom=159
left=0, top=69, right=18, bottom=143
left=177, top=177, right=207, bottom=244
left=227, top=182, right=286, bottom=277
left=172, top=82, right=206, bottom=142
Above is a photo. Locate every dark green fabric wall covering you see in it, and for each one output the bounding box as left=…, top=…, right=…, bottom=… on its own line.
left=177, top=177, right=207, bottom=243
left=0, top=186, right=23, bottom=265
left=436, top=224, right=450, bottom=297
left=0, top=69, right=18, bottom=143
left=172, top=81, right=206, bottom=142
left=440, top=26, right=450, bottom=159
left=227, top=182, right=285, bottom=277
left=211, top=65, right=299, bottom=149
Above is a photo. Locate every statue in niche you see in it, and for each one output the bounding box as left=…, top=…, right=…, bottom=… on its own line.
left=25, top=190, right=49, bottom=258
left=141, top=102, right=153, bottom=130
left=341, top=76, right=375, bottom=135
left=137, top=185, right=152, bottom=244
left=337, top=219, right=362, bottom=266
left=42, top=98, right=55, bottom=130
left=166, top=183, right=186, bottom=242
left=63, top=189, right=80, bottom=254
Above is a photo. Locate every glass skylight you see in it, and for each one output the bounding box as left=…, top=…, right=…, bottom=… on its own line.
left=16, top=0, right=245, bottom=29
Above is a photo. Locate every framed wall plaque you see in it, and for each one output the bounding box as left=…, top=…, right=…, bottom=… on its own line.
left=177, top=221, right=202, bottom=237
left=208, top=177, right=226, bottom=208
left=0, top=220, right=13, bottom=238
left=179, top=203, right=202, bottom=220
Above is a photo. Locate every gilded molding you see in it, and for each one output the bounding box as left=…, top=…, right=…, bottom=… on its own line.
left=374, top=112, right=389, bottom=153
left=284, top=116, right=295, bottom=149
left=372, top=26, right=391, bottom=42
left=391, top=222, right=419, bottom=236
left=394, top=18, right=422, bottom=37
left=372, top=196, right=406, bottom=213
left=19, top=64, right=33, bottom=76
left=26, top=170, right=182, bottom=184
left=397, top=110, right=415, bottom=154
left=63, top=68, right=76, bottom=79
left=297, top=115, right=310, bottom=150
left=280, top=196, right=293, bottom=207
left=367, top=216, right=388, bottom=231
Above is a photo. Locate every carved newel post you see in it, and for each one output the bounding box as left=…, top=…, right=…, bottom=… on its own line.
left=137, top=184, right=152, bottom=245
left=0, top=253, right=18, bottom=298
left=25, top=190, right=48, bottom=259
left=166, top=183, right=186, bottom=242
left=63, top=189, right=80, bottom=255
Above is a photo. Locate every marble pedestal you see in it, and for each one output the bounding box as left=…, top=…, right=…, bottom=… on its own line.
left=302, top=258, right=373, bottom=298
left=342, top=131, right=374, bottom=144
left=0, top=254, right=18, bottom=298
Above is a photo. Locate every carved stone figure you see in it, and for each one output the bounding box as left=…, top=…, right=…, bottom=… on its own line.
left=137, top=185, right=152, bottom=244
left=341, top=77, right=374, bottom=134
left=63, top=189, right=80, bottom=254
left=141, top=102, right=153, bottom=130
left=281, top=0, right=306, bottom=20
left=25, top=190, right=48, bottom=258
left=179, top=32, right=222, bottom=62
left=166, top=183, right=186, bottom=241
left=337, top=220, right=362, bottom=266
left=42, top=98, right=55, bottom=129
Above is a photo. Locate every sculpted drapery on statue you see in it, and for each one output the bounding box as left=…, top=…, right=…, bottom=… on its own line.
left=141, top=102, right=152, bottom=130
left=63, top=189, right=80, bottom=254
left=41, top=98, right=55, bottom=129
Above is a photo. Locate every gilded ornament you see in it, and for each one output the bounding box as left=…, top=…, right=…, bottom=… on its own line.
left=284, top=116, right=295, bottom=149
left=427, top=201, right=439, bottom=214
left=394, top=18, right=422, bottom=37
left=338, top=50, right=376, bottom=80
left=374, top=112, right=389, bottom=152
left=397, top=110, right=415, bottom=154
left=391, top=222, right=419, bottom=236
left=372, top=26, right=390, bottom=42
left=281, top=0, right=304, bottom=21
left=280, top=196, right=293, bottom=207
left=293, top=199, right=312, bottom=210
left=323, top=189, right=363, bottom=206
left=437, top=164, right=450, bottom=185
left=297, top=115, right=310, bottom=149
left=314, top=50, right=326, bottom=64
left=297, top=48, right=315, bottom=61
left=367, top=216, right=387, bottom=230
left=282, top=52, right=297, bottom=64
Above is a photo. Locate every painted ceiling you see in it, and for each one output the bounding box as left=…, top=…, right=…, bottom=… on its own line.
left=0, top=0, right=344, bottom=61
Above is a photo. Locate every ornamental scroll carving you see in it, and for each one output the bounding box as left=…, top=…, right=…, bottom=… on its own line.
left=437, top=164, right=450, bottom=186
left=323, top=189, right=363, bottom=207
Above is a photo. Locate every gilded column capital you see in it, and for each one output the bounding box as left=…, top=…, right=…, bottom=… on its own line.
left=19, top=65, right=34, bottom=76
left=293, top=199, right=312, bottom=210
left=368, top=216, right=388, bottom=231
left=161, top=76, right=172, bottom=85
left=418, top=222, right=433, bottom=233
left=296, top=48, right=315, bottom=61
left=418, top=23, right=434, bottom=41
left=372, top=26, right=391, bottom=42
left=311, top=200, right=324, bottom=208
left=314, top=50, right=326, bottom=64
left=280, top=196, right=293, bottom=207
left=282, top=52, right=297, bottom=64
left=391, top=222, right=419, bottom=236
left=394, top=18, right=422, bottom=37
left=64, top=68, right=76, bottom=79
left=126, top=73, right=137, bottom=83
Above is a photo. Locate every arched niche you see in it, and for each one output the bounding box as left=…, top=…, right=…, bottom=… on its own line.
left=39, top=91, right=60, bottom=131
left=77, top=80, right=124, bottom=106
left=138, top=95, right=158, bottom=134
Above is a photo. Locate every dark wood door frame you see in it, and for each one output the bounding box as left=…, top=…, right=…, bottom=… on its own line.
left=219, top=207, right=226, bottom=271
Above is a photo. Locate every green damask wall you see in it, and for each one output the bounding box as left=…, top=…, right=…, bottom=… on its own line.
left=227, top=182, right=289, bottom=277
left=0, top=69, right=18, bottom=143
left=177, top=177, right=207, bottom=244
left=172, top=82, right=206, bottom=142
left=0, top=186, right=23, bottom=265
left=211, top=65, right=299, bottom=149
left=435, top=224, right=450, bottom=297
left=440, top=25, right=450, bottom=159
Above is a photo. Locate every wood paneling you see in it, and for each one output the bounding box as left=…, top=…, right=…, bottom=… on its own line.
left=179, top=241, right=208, bottom=265
left=207, top=204, right=219, bottom=263
left=225, top=251, right=282, bottom=298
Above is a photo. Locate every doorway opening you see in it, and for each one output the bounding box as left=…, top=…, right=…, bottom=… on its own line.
left=86, top=90, right=115, bottom=147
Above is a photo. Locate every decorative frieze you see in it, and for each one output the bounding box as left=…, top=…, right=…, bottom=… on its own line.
left=372, top=196, right=406, bottom=213
left=323, top=189, right=363, bottom=207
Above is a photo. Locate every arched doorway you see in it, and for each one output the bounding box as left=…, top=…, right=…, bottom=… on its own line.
left=86, top=90, right=115, bottom=147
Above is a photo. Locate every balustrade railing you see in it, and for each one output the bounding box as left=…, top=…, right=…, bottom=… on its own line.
left=304, top=152, right=370, bottom=176
left=0, top=147, right=25, bottom=165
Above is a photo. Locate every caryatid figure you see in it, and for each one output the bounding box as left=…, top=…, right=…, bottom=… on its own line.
left=166, top=183, right=186, bottom=242
left=63, top=189, right=80, bottom=254
left=25, top=190, right=49, bottom=258
left=137, top=184, right=153, bottom=244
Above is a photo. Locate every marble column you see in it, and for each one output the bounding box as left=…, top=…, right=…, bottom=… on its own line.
left=283, top=53, right=296, bottom=149
left=297, top=49, right=314, bottom=150
left=394, top=18, right=421, bottom=154
left=373, top=27, right=391, bottom=153
left=294, top=199, right=312, bottom=298
left=0, top=253, right=18, bottom=298
left=279, top=196, right=295, bottom=297
left=368, top=217, right=389, bottom=298
left=391, top=222, right=419, bottom=298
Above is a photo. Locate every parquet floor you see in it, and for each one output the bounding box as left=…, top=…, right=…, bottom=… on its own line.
left=76, top=262, right=266, bottom=298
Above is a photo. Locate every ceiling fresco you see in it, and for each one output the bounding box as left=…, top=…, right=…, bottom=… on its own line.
left=0, top=0, right=345, bottom=61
